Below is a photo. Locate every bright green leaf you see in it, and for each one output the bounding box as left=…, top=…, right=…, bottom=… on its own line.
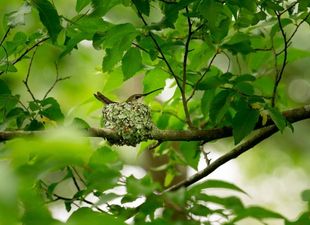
left=179, top=141, right=200, bottom=170
left=122, top=47, right=143, bottom=80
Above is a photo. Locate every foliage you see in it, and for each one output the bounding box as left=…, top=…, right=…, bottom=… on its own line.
left=0, top=0, right=310, bottom=224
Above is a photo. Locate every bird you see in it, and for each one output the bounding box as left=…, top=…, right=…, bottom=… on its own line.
left=94, top=87, right=163, bottom=104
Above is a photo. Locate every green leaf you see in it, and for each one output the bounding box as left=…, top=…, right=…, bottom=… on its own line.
left=143, top=68, right=168, bottom=102
left=91, top=0, right=123, bottom=16
left=40, top=97, right=64, bottom=121
left=196, top=194, right=245, bottom=213
left=267, top=106, right=287, bottom=132
left=122, top=47, right=143, bottom=80
left=201, top=89, right=215, bottom=117
left=209, top=90, right=231, bottom=124
left=31, top=0, right=62, bottom=42
left=6, top=3, right=31, bottom=28
left=233, top=206, right=285, bottom=222
left=232, top=107, right=260, bottom=144
left=126, top=175, right=159, bottom=197
left=222, top=32, right=253, bottom=55
left=72, top=117, right=91, bottom=129
left=76, top=0, right=91, bottom=12
left=179, top=141, right=200, bottom=170
left=132, top=0, right=150, bottom=16
left=189, top=179, right=248, bottom=195
left=89, top=146, right=119, bottom=167
left=0, top=79, right=11, bottom=95
left=301, top=189, right=310, bottom=202
left=102, top=24, right=138, bottom=72
left=66, top=208, right=126, bottom=225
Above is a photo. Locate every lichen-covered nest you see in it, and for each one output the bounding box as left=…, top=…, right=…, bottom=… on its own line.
left=102, top=102, right=153, bottom=146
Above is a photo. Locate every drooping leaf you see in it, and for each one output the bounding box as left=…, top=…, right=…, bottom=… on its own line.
left=189, top=179, right=248, bottom=195
left=30, top=0, right=62, bottom=42
left=232, top=107, right=260, bottom=144
left=39, top=97, right=64, bottom=121
left=209, top=90, right=231, bottom=124
left=267, top=106, right=288, bottom=132
left=122, top=47, right=143, bottom=80
left=132, top=0, right=150, bottom=16
left=179, top=141, right=200, bottom=170
left=232, top=206, right=285, bottom=222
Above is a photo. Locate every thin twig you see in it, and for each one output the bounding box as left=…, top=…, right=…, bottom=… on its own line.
left=136, top=10, right=183, bottom=93
left=43, top=63, right=70, bottom=99
left=182, top=7, right=194, bottom=128
left=23, top=47, right=38, bottom=102
left=67, top=167, right=81, bottom=192
left=187, top=52, right=218, bottom=102
left=0, top=27, right=11, bottom=47
left=132, top=42, right=164, bottom=60
left=164, top=125, right=278, bottom=192
left=272, top=11, right=288, bottom=106
left=0, top=37, right=49, bottom=76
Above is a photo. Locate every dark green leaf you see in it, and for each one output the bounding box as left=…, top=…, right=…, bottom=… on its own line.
left=301, top=189, right=310, bottom=202
left=91, top=0, right=123, bottom=16
left=122, top=47, right=143, bottom=80
left=132, top=0, right=150, bottom=16
left=40, top=97, right=64, bottom=121
left=31, top=0, right=62, bottom=42
left=76, top=0, right=91, bottom=12
left=25, top=119, right=44, bottom=131
left=209, top=90, right=231, bottom=124
left=0, top=79, right=11, bottom=94
left=267, top=106, right=287, bottom=132
left=232, top=107, right=260, bottom=144
left=222, top=32, right=253, bottom=55
left=201, top=89, right=215, bottom=117
left=179, top=141, right=200, bottom=170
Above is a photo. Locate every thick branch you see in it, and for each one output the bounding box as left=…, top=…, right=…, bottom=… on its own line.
left=0, top=105, right=309, bottom=142
left=164, top=125, right=278, bottom=192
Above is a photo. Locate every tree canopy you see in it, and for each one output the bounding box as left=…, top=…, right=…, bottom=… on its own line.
left=0, top=0, right=310, bottom=224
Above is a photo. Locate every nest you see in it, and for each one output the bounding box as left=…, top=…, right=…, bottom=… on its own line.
left=102, top=102, right=153, bottom=146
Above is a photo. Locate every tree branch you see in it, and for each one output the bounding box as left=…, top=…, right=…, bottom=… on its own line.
left=164, top=125, right=278, bottom=192
left=0, top=37, right=49, bottom=76
left=182, top=7, right=194, bottom=128
left=0, top=105, right=310, bottom=142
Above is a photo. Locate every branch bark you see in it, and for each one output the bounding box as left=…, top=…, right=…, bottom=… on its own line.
left=164, top=125, right=278, bottom=192
left=0, top=105, right=310, bottom=143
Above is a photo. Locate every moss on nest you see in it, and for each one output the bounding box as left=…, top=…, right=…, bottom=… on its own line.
left=102, top=102, right=153, bottom=146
